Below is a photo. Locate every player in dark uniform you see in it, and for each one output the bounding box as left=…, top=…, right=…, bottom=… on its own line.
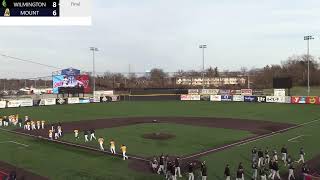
left=17, top=116, right=23, bottom=128
left=188, top=162, right=195, bottom=180
left=238, top=162, right=244, bottom=180
left=84, top=130, right=89, bottom=142
left=272, top=160, right=281, bottom=180
left=224, top=164, right=231, bottom=180
left=165, top=161, right=172, bottom=179
left=157, top=154, right=165, bottom=174
left=170, top=162, right=176, bottom=180
left=258, top=148, right=264, bottom=167
left=201, top=161, right=207, bottom=180
left=281, top=145, right=288, bottom=166
left=259, top=165, right=267, bottom=180
left=265, top=147, right=270, bottom=164
left=252, top=160, right=258, bottom=180
left=302, top=163, right=310, bottom=180
left=268, top=159, right=274, bottom=179
left=288, top=161, right=295, bottom=180
left=296, top=147, right=305, bottom=163
left=150, top=156, right=158, bottom=173
left=252, top=147, right=258, bottom=162
left=174, top=157, right=182, bottom=178
left=236, top=168, right=243, bottom=180
left=89, top=129, right=96, bottom=141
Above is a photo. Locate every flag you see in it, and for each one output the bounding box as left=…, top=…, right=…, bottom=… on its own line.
left=2, top=0, right=6, bottom=8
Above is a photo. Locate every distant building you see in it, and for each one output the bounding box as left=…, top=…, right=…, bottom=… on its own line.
left=176, top=77, right=246, bottom=87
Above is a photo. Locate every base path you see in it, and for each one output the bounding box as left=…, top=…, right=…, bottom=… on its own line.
left=0, top=160, right=48, bottom=180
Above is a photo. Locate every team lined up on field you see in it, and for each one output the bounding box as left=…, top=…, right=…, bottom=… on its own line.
left=0, top=115, right=45, bottom=130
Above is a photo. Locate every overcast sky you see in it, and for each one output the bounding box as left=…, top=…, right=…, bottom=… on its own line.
left=1, top=0, right=320, bottom=78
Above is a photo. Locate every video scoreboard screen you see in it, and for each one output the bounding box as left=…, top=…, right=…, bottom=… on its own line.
left=0, top=0, right=91, bottom=25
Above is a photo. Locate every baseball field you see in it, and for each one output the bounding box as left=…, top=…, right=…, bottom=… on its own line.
left=0, top=101, right=320, bottom=180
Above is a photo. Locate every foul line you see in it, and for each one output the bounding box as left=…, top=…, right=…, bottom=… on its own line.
left=0, top=128, right=148, bottom=162
left=181, top=119, right=320, bottom=160
left=0, top=141, right=29, bottom=147
left=288, top=135, right=304, bottom=142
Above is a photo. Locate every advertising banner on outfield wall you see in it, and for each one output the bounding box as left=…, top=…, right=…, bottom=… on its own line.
left=219, top=89, right=231, bottom=95
left=306, top=96, right=320, bottom=104
left=68, top=97, right=80, bottom=104
left=244, top=96, right=257, bottom=102
left=45, top=98, right=56, bottom=106
left=221, top=95, right=232, bottom=101
left=90, top=97, right=101, bottom=103
left=200, top=95, right=210, bottom=101
left=181, top=95, right=200, bottom=101
left=56, top=98, right=67, bottom=105
left=210, top=95, right=221, bottom=101
left=232, top=95, right=244, bottom=102
left=266, top=96, right=286, bottom=103
left=291, top=96, right=307, bottom=104
left=274, top=89, right=286, bottom=96
left=256, top=96, right=266, bottom=103
left=200, top=89, right=219, bottom=95
left=285, top=96, right=291, bottom=104
left=231, top=90, right=242, bottom=95
left=79, top=98, right=90, bottom=104
left=7, top=100, right=20, bottom=108
left=0, top=101, right=6, bottom=108
left=188, top=89, right=199, bottom=95
left=241, top=89, right=253, bottom=96
left=19, top=99, right=33, bottom=107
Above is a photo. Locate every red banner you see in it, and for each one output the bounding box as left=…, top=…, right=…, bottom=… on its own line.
left=291, top=96, right=307, bottom=104
left=306, top=96, right=320, bottom=104
left=76, top=75, right=91, bottom=93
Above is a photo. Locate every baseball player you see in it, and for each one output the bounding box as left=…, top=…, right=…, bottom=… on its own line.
left=272, top=160, right=281, bottom=180
left=296, top=147, right=305, bottom=164
left=258, top=148, right=264, bottom=167
left=268, top=159, right=274, bottom=179
left=252, top=147, right=258, bottom=162
left=281, top=145, right=288, bottom=166
left=98, top=137, right=104, bottom=151
left=110, top=139, right=116, bottom=154
left=57, top=125, right=62, bottom=137
left=265, top=147, right=270, bottom=164
left=158, top=154, right=165, bottom=174
left=170, top=162, right=176, bottom=180
left=74, top=130, right=79, bottom=139
left=252, top=160, right=258, bottom=180
left=188, top=162, right=195, bottom=180
left=31, top=121, right=36, bottom=130
left=48, top=130, right=53, bottom=140
left=260, top=165, right=267, bottom=180
left=174, top=157, right=182, bottom=178
left=54, top=130, right=59, bottom=139
left=3, top=116, right=8, bottom=126
left=288, top=162, right=295, bottom=180
left=301, top=163, right=310, bottom=180
left=120, top=144, right=128, bottom=160
left=164, top=154, right=169, bottom=172
left=84, top=130, right=89, bottom=142
left=165, top=161, right=172, bottom=179
left=201, top=161, right=207, bottom=180
left=151, top=157, right=158, bottom=173
left=236, top=167, right=243, bottom=180
left=26, top=121, right=31, bottom=131
left=90, top=129, right=96, bottom=141
left=224, top=164, right=231, bottom=180
left=0, top=118, right=3, bottom=126
left=36, top=121, right=41, bottom=130
left=18, top=116, right=22, bottom=128
left=41, top=120, right=45, bottom=129
left=273, top=149, right=278, bottom=161
left=238, top=162, right=244, bottom=180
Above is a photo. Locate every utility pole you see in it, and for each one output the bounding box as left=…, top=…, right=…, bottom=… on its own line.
left=90, top=47, right=99, bottom=95
left=199, top=44, right=207, bottom=89
left=304, top=35, right=314, bottom=96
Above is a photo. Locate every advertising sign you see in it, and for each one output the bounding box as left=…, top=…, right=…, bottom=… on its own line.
left=68, top=97, right=80, bottom=104
left=231, top=90, right=242, bottom=95
left=0, top=101, right=6, bottom=108
left=274, top=89, right=286, bottom=96
left=219, top=89, right=231, bottom=95
left=53, top=75, right=91, bottom=94
left=266, top=96, right=286, bottom=103
left=210, top=95, right=221, bottom=102
left=232, top=95, right=244, bottom=102
left=221, top=95, right=232, bottom=101
left=256, top=96, right=266, bottom=103
left=61, top=68, right=80, bottom=76
left=181, top=95, right=200, bottom=101
left=44, top=98, right=56, bottom=106
left=19, top=99, right=33, bottom=107
left=285, top=96, right=291, bottom=104
left=200, top=89, right=219, bottom=95
left=90, top=96, right=101, bottom=103
left=306, top=96, right=320, bottom=104
left=7, top=100, right=20, bottom=108
left=244, top=96, right=257, bottom=102
left=291, top=96, right=307, bottom=104
left=56, top=98, right=67, bottom=105
left=188, top=89, right=199, bottom=95
left=241, top=89, right=253, bottom=96
left=79, top=98, right=90, bottom=104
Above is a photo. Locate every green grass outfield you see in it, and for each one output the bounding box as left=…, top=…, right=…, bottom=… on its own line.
left=0, top=101, right=320, bottom=180
left=61, top=123, right=253, bottom=157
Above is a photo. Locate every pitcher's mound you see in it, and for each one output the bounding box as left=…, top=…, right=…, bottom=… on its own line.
left=142, top=133, right=175, bottom=140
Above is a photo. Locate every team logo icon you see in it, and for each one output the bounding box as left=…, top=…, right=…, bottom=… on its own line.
left=4, top=8, right=10, bottom=16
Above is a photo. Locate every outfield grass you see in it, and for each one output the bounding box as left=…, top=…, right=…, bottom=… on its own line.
left=61, top=123, right=253, bottom=157
left=1, top=101, right=319, bottom=124
left=0, top=101, right=320, bottom=179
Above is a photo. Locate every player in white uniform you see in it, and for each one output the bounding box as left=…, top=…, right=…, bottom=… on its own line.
left=98, top=137, right=104, bottom=151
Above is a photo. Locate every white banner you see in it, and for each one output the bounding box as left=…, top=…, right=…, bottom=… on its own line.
left=210, top=95, right=222, bottom=102
left=68, top=97, right=80, bottom=104
left=181, top=95, right=201, bottom=101
left=274, top=89, right=286, bottom=96
left=0, top=101, right=6, bottom=108
left=44, top=98, right=56, bottom=106
left=266, top=96, right=286, bottom=103
left=20, top=99, right=33, bottom=107
left=188, top=89, right=199, bottom=95
left=241, top=89, right=253, bottom=96
left=94, top=90, right=114, bottom=96
left=232, top=95, right=244, bottom=102
left=200, top=89, right=219, bottom=95
left=111, top=95, right=120, bottom=102
left=7, top=100, right=21, bottom=108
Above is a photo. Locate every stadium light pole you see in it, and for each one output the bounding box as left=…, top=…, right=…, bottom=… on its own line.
left=90, top=47, right=99, bottom=95
left=199, top=44, right=207, bottom=89
left=304, top=36, right=314, bottom=96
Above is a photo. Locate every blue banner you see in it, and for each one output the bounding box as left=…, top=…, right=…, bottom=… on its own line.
left=52, top=75, right=64, bottom=94
left=61, top=68, right=80, bottom=76
left=244, top=96, right=257, bottom=102
left=221, top=95, right=232, bottom=101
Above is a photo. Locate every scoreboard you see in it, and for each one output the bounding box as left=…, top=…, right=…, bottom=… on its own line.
left=0, top=0, right=91, bottom=25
